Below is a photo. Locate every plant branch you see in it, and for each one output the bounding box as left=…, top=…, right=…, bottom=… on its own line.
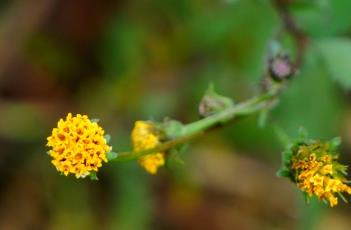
left=112, top=132, right=203, bottom=162
left=272, top=0, right=308, bottom=68
left=110, top=1, right=307, bottom=163
left=112, top=84, right=282, bottom=162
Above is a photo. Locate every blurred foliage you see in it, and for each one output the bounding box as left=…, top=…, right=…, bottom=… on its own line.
left=291, top=0, right=351, bottom=36
left=315, top=38, right=351, bottom=89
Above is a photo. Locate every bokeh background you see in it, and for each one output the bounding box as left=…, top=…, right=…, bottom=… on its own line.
left=1, top=0, right=351, bottom=229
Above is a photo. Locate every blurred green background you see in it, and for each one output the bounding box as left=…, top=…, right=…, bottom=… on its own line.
left=1, top=0, right=351, bottom=229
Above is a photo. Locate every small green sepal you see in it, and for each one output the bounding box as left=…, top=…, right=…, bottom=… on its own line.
left=89, top=172, right=99, bottom=181
left=276, top=168, right=291, bottom=178
left=104, top=134, right=111, bottom=143
left=107, top=151, right=118, bottom=161
left=162, top=119, right=185, bottom=139
left=329, top=137, right=341, bottom=151
left=91, top=118, right=100, bottom=123
left=198, top=84, right=234, bottom=118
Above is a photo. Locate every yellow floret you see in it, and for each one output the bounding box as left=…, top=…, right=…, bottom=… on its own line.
left=292, top=149, right=351, bottom=207
left=131, top=121, right=165, bottom=174
left=46, top=113, right=111, bottom=178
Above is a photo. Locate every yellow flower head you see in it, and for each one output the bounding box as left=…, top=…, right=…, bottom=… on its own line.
left=47, top=113, right=111, bottom=178
left=131, top=121, right=165, bottom=174
left=280, top=138, right=351, bottom=207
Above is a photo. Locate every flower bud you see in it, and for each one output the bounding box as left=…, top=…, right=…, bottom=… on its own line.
left=131, top=121, right=165, bottom=174
left=198, top=85, right=234, bottom=117
left=269, top=55, right=295, bottom=81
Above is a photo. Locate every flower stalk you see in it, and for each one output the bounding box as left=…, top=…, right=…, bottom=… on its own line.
left=112, top=83, right=282, bottom=162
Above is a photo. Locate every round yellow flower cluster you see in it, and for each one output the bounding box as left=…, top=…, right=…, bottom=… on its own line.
left=47, top=113, right=111, bottom=178
left=291, top=143, right=351, bottom=207
left=131, top=121, right=165, bottom=174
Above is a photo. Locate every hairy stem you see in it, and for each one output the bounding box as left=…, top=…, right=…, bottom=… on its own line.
left=112, top=84, right=281, bottom=162
left=181, top=92, right=275, bottom=136
left=112, top=132, right=203, bottom=162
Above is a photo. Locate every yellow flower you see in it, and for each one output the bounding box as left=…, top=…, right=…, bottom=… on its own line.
left=131, top=121, right=165, bottom=174
left=46, top=113, right=111, bottom=178
left=291, top=142, right=351, bottom=207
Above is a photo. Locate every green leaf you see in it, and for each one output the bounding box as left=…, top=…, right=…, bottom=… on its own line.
left=315, top=38, right=351, bottom=89
left=292, top=0, right=351, bottom=37
left=107, top=151, right=118, bottom=161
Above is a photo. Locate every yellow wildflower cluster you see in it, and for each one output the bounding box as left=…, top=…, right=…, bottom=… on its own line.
left=131, top=121, right=165, bottom=174
left=291, top=143, right=351, bottom=207
left=47, top=113, right=111, bottom=178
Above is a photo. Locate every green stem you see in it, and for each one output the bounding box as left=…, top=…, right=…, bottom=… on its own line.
left=112, top=132, right=203, bottom=162
left=112, top=85, right=280, bottom=162
left=181, top=92, right=275, bottom=136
